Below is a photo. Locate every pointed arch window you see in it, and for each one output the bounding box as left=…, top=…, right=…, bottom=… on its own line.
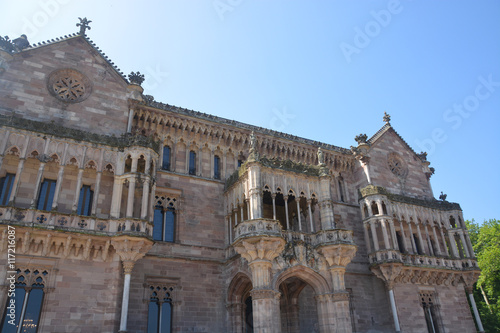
left=0, top=173, right=15, bottom=205
left=1, top=269, right=47, bottom=333
left=162, top=146, right=171, bottom=171
left=153, top=205, right=175, bottom=242
left=37, top=179, right=56, bottom=211
left=77, top=185, right=93, bottom=216
left=188, top=151, right=196, bottom=175
left=147, top=286, right=173, bottom=333
left=214, top=155, right=221, bottom=179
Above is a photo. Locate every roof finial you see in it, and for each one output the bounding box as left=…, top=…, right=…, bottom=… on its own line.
left=383, top=111, right=391, bottom=124
left=77, top=17, right=92, bottom=35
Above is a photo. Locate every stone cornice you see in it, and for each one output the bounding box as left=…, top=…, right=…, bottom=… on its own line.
left=0, top=113, right=160, bottom=153
left=358, top=185, right=461, bottom=211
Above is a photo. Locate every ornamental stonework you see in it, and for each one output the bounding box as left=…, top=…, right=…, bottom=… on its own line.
left=47, top=68, right=92, bottom=103
left=387, top=152, right=407, bottom=178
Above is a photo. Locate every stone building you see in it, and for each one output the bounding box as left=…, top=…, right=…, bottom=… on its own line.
left=0, top=21, right=485, bottom=333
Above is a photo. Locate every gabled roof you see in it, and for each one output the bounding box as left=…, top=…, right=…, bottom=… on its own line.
left=368, top=122, right=424, bottom=159
left=1, top=32, right=129, bottom=84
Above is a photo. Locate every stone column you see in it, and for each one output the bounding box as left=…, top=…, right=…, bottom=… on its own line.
left=466, top=286, right=485, bottom=333
left=112, top=237, right=153, bottom=333
left=110, top=177, right=124, bottom=219
left=284, top=196, right=290, bottom=230
left=126, top=176, right=136, bottom=218
left=272, top=193, right=277, bottom=220
left=8, top=158, right=25, bottom=205
left=141, top=177, right=150, bottom=219
left=319, top=175, right=335, bottom=230
left=51, top=164, right=65, bottom=210
left=380, top=219, right=391, bottom=249
left=30, top=160, right=47, bottom=208
left=371, top=264, right=403, bottom=333
left=234, top=235, right=285, bottom=333
left=447, top=231, right=459, bottom=258
left=91, top=171, right=102, bottom=216
left=398, top=221, right=408, bottom=253
left=432, top=226, right=442, bottom=255
left=296, top=199, right=302, bottom=232
left=363, top=223, right=372, bottom=254
left=316, top=244, right=357, bottom=333
left=197, top=148, right=202, bottom=177
left=459, top=231, right=471, bottom=258
left=407, top=222, right=416, bottom=254
left=369, top=221, right=380, bottom=251
left=307, top=199, right=314, bottom=233
left=388, top=220, right=398, bottom=249
left=439, top=227, right=449, bottom=257
left=416, top=223, right=426, bottom=255
left=119, top=260, right=134, bottom=333
left=247, top=163, right=262, bottom=220
left=71, top=168, right=84, bottom=212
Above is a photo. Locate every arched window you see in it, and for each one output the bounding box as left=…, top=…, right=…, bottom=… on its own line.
left=371, top=201, right=379, bottom=215
left=137, top=155, right=146, bottom=173
left=188, top=151, right=196, bottom=175
left=1, top=269, right=46, bottom=332
left=214, top=155, right=221, bottom=179
left=77, top=185, right=93, bottom=216
left=37, top=179, right=56, bottom=211
left=153, top=205, right=175, bottom=242
left=162, top=146, right=171, bottom=171
left=382, top=202, right=388, bottom=215
left=449, top=216, right=456, bottom=228
left=363, top=204, right=369, bottom=218
left=0, top=173, right=15, bottom=205
left=338, top=179, right=345, bottom=202
left=147, top=285, right=173, bottom=333
left=124, top=155, right=132, bottom=173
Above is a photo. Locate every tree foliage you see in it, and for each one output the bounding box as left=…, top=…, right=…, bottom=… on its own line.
left=466, top=219, right=500, bottom=332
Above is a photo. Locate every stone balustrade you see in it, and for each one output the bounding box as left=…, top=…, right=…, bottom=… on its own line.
left=233, top=218, right=283, bottom=241
left=368, top=250, right=478, bottom=270
left=0, top=206, right=153, bottom=237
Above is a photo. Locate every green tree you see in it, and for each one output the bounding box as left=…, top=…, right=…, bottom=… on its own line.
left=466, top=219, right=500, bottom=332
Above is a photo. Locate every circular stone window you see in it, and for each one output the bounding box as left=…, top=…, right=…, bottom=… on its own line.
left=387, top=153, right=408, bottom=178
left=47, top=69, right=92, bottom=103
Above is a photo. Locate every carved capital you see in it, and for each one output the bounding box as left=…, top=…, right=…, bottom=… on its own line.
left=122, top=261, right=135, bottom=274
left=111, top=236, right=153, bottom=263
left=250, top=289, right=281, bottom=300
left=370, top=263, right=403, bottom=290
left=234, top=237, right=285, bottom=263
left=317, top=244, right=357, bottom=267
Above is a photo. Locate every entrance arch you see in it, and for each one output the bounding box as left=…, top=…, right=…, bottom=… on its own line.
left=228, top=272, right=253, bottom=333
left=274, top=266, right=331, bottom=333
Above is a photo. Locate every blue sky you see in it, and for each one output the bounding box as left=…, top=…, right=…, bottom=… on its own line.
left=1, top=0, right=499, bottom=223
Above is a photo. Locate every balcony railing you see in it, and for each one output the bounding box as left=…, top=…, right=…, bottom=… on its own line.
left=233, top=218, right=355, bottom=248
left=368, top=250, right=478, bottom=270
left=0, top=206, right=153, bottom=237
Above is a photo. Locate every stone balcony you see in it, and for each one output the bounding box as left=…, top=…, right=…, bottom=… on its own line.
left=0, top=205, right=153, bottom=237
left=368, top=249, right=478, bottom=270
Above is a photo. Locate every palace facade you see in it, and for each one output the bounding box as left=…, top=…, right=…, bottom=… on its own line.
left=0, top=23, right=484, bottom=333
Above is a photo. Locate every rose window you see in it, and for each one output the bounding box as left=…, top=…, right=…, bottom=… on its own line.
left=47, top=69, right=91, bottom=103
left=387, top=153, right=407, bottom=177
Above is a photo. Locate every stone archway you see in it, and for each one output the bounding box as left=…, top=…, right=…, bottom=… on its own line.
left=228, top=272, right=253, bottom=333
left=274, top=266, right=331, bottom=333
